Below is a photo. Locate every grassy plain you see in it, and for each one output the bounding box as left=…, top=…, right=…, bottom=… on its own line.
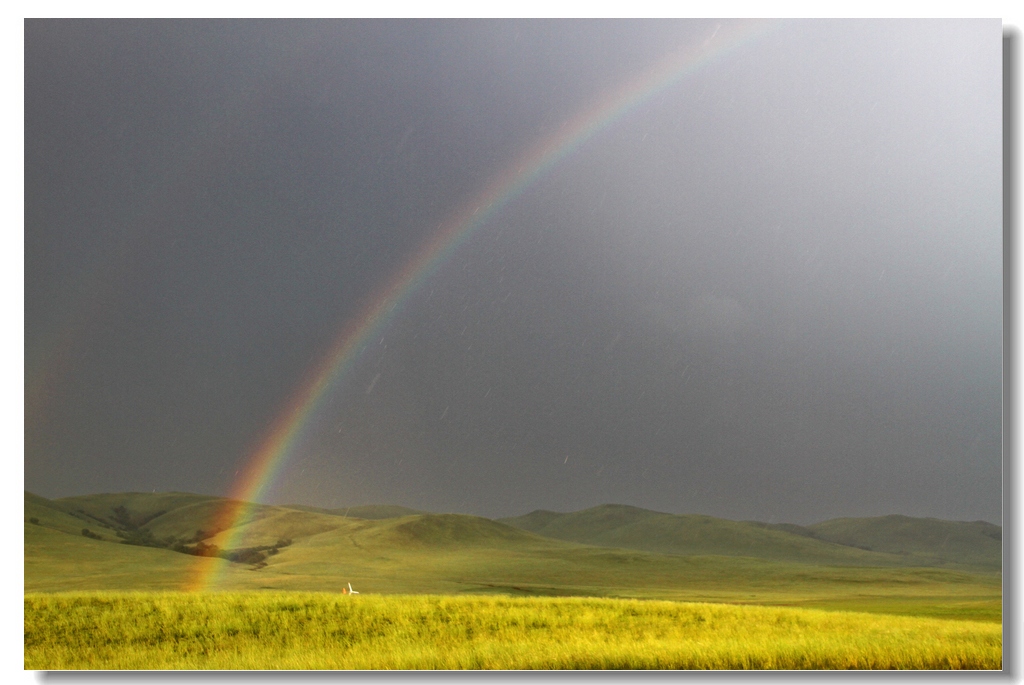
left=24, top=592, right=1001, bottom=670
left=25, top=492, right=1002, bottom=669
left=25, top=516, right=1002, bottom=622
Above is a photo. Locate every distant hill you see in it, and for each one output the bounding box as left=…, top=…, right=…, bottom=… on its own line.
left=499, top=504, right=1001, bottom=571
left=25, top=491, right=120, bottom=541
left=371, top=513, right=548, bottom=548
left=283, top=504, right=426, bottom=520
left=24, top=491, right=1002, bottom=620
left=29, top=492, right=1000, bottom=571
left=807, top=515, right=1001, bottom=570
left=53, top=492, right=231, bottom=540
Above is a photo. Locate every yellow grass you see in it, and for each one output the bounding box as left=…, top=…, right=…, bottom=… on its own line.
left=24, top=591, right=1001, bottom=670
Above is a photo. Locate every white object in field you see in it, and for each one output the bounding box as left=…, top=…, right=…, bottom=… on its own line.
left=348, top=583, right=359, bottom=595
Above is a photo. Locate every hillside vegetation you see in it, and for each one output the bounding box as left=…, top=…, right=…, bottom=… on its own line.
left=499, top=504, right=1001, bottom=571
left=25, top=492, right=1002, bottom=622
left=807, top=515, right=1001, bottom=568
left=283, top=504, right=425, bottom=519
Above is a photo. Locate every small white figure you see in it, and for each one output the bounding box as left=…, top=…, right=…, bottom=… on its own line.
left=348, top=583, right=359, bottom=595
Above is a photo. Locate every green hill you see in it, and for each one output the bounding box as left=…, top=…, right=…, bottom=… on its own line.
left=807, top=515, right=1001, bottom=570
left=24, top=492, right=1002, bottom=621
left=56, top=492, right=224, bottom=526
left=52, top=492, right=229, bottom=541
left=373, top=513, right=545, bottom=548
left=499, top=504, right=1000, bottom=570
left=283, top=504, right=426, bottom=519
left=25, top=491, right=119, bottom=541
left=25, top=517, right=204, bottom=592
left=204, top=506, right=355, bottom=550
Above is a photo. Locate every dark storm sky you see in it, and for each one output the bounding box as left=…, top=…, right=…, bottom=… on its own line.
left=25, top=19, right=1002, bottom=524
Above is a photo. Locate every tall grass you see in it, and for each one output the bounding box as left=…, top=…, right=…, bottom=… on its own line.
left=25, top=592, right=1000, bottom=670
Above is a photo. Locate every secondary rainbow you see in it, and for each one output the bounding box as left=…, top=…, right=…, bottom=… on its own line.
left=188, top=20, right=775, bottom=591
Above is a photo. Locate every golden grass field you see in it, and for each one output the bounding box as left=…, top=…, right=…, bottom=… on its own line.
left=24, top=591, right=1002, bottom=670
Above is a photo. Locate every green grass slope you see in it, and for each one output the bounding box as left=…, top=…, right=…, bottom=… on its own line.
left=283, top=504, right=426, bottom=519
left=204, top=506, right=349, bottom=549
left=56, top=491, right=224, bottom=526
left=499, top=504, right=940, bottom=568
left=53, top=491, right=233, bottom=543
left=371, top=513, right=549, bottom=548
left=215, top=512, right=1000, bottom=621
left=25, top=492, right=1001, bottom=622
left=140, top=498, right=268, bottom=540
left=25, top=521, right=201, bottom=591
left=51, top=491, right=341, bottom=546
left=25, top=491, right=118, bottom=541
left=808, top=516, right=1001, bottom=570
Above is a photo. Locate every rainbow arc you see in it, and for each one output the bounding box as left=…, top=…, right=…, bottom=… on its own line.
left=188, top=20, right=776, bottom=591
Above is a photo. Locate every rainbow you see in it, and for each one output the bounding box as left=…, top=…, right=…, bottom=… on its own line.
left=187, top=20, right=776, bottom=590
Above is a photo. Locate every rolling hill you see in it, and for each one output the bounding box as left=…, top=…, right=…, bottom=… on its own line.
left=282, top=504, right=426, bottom=519
left=26, top=516, right=208, bottom=592
left=807, top=515, right=1001, bottom=569
left=499, top=504, right=1001, bottom=571
left=24, top=491, right=1002, bottom=621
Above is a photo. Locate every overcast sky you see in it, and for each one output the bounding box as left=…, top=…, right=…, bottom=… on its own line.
left=24, top=19, right=1002, bottom=524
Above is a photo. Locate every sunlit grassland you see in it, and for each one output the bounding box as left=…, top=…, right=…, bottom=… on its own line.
left=24, top=525, right=200, bottom=592
left=25, top=487, right=1003, bottom=673
left=26, top=519, right=1002, bottom=623
left=25, top=591, right=1000, bottom=670
left=190, top=523, right=1005, bottom=623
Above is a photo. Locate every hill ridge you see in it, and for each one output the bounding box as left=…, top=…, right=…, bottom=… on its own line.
left=25, top=490, right=1002, bottom=621
left=499, top=503, right=1000, bottom=571
left=26, top=491, right=1001, bottom=572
